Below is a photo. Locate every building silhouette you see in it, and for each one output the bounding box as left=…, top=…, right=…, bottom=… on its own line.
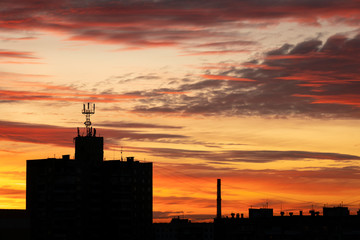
left=0, top=209, right=29, bottom=240
left=213, top=208, right=360, bottom=240
left=26, top=103, right=152, bottom=240
left=154, top=217, right=213, bottom=240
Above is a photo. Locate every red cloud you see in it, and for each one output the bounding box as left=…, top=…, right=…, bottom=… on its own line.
left=0, top=120, right=187, bottom=147
left=0, top=121, right=74, bottom=147
left=242, top=63, right=284, bottom=70
left=125, top=146, right=360, bottom=163
left=0, top=89, right=143, bottom=103
left=265, top=55, right=310, bottom=60
left=181, top=50, right=250, bottom=56
left=2, top=0, right=360, bottom=48
left=196, top=63, right=284, bottom=70
left=0, top=49, right=40, bottom=64
left=0, top=49, right=37, bottom=59
left=277, top=73, right=353, bottom=84
left=293, top=94, right=360, bottom=107
left=200, top=74, right=256, bottom=82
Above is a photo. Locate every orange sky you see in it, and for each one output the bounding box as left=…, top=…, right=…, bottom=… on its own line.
left=1, top=0, right=360, bottom=222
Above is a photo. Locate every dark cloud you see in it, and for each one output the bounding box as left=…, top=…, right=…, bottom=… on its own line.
left=0, top=120, right=188, bottom=148
left=153, top=210, right=184, bottom=219
left=129, top=146, right=360, bottom=164
left=131, top=34, right=360, bottom=118
left=195, top=40, right=256, bottom=48
left=2, top=0, right=360, bottom=48
left=97, top=121, right=182, bottom=129
left=153, top=210, right=215, bottom=222
left=289, top=39, right=322, bottom=54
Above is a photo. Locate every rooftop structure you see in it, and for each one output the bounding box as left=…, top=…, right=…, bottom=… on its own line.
left=26, top=103, right=152, bottom=240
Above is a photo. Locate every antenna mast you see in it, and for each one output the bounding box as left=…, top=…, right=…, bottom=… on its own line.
left=121, top=146, right=124, bottom=161
left=82, top=102, right=95, bottom=136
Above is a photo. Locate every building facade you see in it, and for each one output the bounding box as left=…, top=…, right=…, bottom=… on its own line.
left=26, top=127, right=152, bottom=240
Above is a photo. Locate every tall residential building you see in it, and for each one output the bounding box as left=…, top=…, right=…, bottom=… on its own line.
left=26, top=103, right=152, bottom=240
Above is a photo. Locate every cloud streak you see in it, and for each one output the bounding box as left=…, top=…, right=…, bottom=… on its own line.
left=0, top=49, right=38, bottom=59
left=0, top=88, right=143, bottom=103
left=0, top=186, right=25, bottom=199
left=97, top=121, right=182, bottom=129
left=0, top=120, right=187, bottom=148
left=127, top=146, right=360, bottom=164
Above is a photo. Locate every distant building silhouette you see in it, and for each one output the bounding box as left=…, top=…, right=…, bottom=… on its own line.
left=154, top=179, right=360, bottom=240
left=26, top=103, right=152, bottom=240
left=213, top=179, right=360, bottom=240
left=154, top=217, right=213, bottom=240
left=0, top=209, right=29, bottom=240
left=323, top=206, right=349, bottom=217
left=248, top=208, right=273, bottom=219
left=213, top=207, right=360, bottom=240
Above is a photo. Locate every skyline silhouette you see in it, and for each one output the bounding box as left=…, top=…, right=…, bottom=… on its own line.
left=1, top=0, right=360, bottom=223
left=24, top=105, right=360, bottom=240
left=0, top=102, right=359, bottom=239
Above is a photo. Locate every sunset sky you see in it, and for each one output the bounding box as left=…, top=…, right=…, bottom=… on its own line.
left=1, top=0, right=360, bottom=222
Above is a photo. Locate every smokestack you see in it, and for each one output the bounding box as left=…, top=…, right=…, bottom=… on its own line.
left=217, top=179, right=221, bottom=219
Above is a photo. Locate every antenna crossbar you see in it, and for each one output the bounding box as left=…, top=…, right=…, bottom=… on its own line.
left=82, top=103, right=95, bottom=136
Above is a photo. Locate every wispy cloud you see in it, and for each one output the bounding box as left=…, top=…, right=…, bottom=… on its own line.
left=0, top=49, right=38, bottom=59
left=0, top=186, right=25, bottom=199
left=97, top=121, right=182, bottom=129
left=200, top=74, right=256, bottom=82
left=126, top=146, right=360, bottom=163
left=0, top=120, right=187, bottom=147
left=0, top=88, right=143, bottom=103
left=0, top=49, right=41, bottom=64
left=0, top=71, right=50, bottom=81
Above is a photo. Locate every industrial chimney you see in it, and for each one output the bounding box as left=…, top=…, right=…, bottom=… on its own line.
left=217, top=179, right=221, bottom=219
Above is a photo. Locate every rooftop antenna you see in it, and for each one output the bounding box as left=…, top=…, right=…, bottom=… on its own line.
left=82, top=102, right=95, bottom=136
